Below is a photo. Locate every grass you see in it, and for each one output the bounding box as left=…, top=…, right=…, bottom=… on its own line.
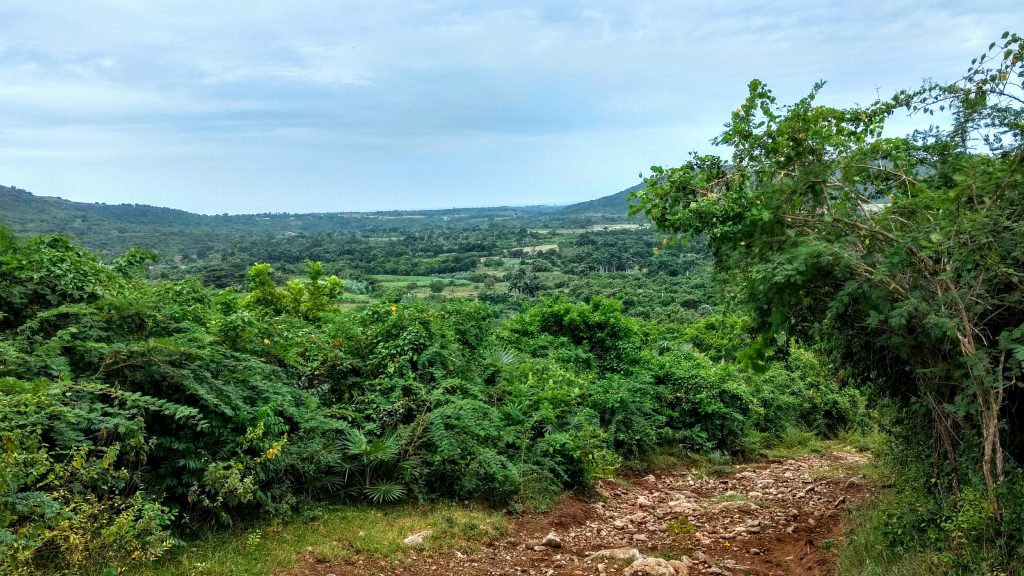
left=709, top=492, right=750, bottom=504
left=339, top=293, right=372, bottom=303
left=837, top=490, right=940, bottom=576
left=760, top=429, right=826, bottom=460
left=133, top=503, right=507, bottom=576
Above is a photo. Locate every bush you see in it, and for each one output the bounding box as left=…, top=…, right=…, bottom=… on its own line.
left=653, top=351, right=754, bottom=454
left=748, top=348, right=866, bottom=440
left=417, top=400, right=522, bottom=506
left=584, top=375, right=665, bottom=460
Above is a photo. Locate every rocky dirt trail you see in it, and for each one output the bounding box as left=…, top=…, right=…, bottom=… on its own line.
left=288, top=449, right=872, bottom=576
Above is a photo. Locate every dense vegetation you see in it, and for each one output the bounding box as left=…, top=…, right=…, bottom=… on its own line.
left=632, top=31, right=1024, bottom=575
left=0, top=214, right=862, bottom=573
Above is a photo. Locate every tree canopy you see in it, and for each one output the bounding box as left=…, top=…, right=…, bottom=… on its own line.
left=632, top=29, right=1024, bottom=528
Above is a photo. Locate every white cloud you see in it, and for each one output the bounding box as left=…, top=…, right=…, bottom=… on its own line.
left=0, top=0, right=1020, bottom=212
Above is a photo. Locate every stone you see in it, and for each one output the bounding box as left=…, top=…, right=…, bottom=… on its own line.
left=625, top=511, right=649, bottom=524
left=586, top=548, right=643, bottom=562
left=541, top=532, right=563, bottom=549
left=667, top=560, right=689, bottom=575
left=624, top=557, right=677, bottom=576
left=402, top=529, right=432, bottom=547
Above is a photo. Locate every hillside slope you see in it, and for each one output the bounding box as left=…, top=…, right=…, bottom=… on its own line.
left=0, top=183, right=642, bottom=254
left=557, top=182, right=644, bottom=218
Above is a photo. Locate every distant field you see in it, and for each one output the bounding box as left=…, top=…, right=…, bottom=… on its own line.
left=519, top=244, right=559, bottom=254
left=587, top=223, right=646, bottom=231
left=369, top=275, right=474, bottom=286
left=339, top=293, right=372, bottom=302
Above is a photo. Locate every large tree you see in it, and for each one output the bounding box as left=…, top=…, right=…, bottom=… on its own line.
left=631, top=32, right=1024, bottom=506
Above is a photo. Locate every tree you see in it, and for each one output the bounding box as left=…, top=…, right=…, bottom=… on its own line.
left=506, top=267, right=541, bottom=297
left=630, top=32, right=1024, bottom=507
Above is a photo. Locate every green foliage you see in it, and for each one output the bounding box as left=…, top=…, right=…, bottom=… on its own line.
left=1, top=160, right=869, bottom=573
left=632, top=32, right=1024, bottom=573
left=653, top=350, right=754, bottom=454
left=749, top=347, right=866, bottom=440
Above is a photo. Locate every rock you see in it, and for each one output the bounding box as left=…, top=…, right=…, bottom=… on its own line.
left=748, top=548, right=762, bottom=555
left=668, top=560, right=690, bottom=575
left=667, top=499, right=699, bottom=514
left=533, top=545, right=548, bottom=551
left=624, top=557, right=677, bottom=576
left=633, top=533, right=649, bottom=542
left=586, top=548, right=643, bottom=562
left=402, top=529, right=432, bottom=547
left=625, top=511, right=649, bottom=524
left=707, top=568, right=733, bottom=576
left=541, top=532, right=563, bottom=549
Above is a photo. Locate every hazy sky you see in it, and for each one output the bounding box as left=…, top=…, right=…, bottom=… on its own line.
left=0, top=1, right=1019, bottom=214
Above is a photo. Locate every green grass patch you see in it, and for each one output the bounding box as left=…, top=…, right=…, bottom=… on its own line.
left=709, top=492, right=750, bottom=504
left=665, top=516, right=697, bottom=546
left=339, top=293, right=372, bottom=303
left=133, top=504, right=507, bottom=576
left=838, top=492, right=942, bottom=576
left=760, top=429, right=826, bottom=460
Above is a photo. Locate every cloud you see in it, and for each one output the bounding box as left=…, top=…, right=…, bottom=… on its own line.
left=0, top=0, right=1021, bottom=213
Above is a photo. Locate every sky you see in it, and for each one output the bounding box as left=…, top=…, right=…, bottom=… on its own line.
left=0, top=1, right=1020, bottom=214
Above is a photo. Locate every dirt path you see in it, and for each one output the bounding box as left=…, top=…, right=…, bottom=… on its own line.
left=288, top=450, right=872, bottom=576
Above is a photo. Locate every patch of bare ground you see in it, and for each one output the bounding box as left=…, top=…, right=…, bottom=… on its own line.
left=283, top=450, right=872, bottom=576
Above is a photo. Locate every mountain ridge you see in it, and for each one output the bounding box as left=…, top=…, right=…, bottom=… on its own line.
left=0, top=182, right=645, bottom=255
left=1, top=182, right=643, bottom=221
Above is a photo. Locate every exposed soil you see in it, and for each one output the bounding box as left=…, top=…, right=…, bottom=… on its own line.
left=286, top=450, right=872, bottom=576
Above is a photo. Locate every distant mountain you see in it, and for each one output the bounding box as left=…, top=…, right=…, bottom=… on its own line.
left=0, top=183, right=645, bottom=254
left=557, top=182, right=644, bottom=218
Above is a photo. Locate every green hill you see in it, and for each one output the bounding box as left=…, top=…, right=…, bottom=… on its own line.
left=555, top=182, right=644, bottom=218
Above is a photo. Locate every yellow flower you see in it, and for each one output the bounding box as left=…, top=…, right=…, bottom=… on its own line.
left=390, top=304, right=398, bottom=315
left=263, top=338, right=271, bottom=345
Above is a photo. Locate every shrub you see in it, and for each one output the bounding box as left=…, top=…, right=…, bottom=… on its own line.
left=653, top=351, right=754, bottom=454
left=417, top=400, right=522, bottom=506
